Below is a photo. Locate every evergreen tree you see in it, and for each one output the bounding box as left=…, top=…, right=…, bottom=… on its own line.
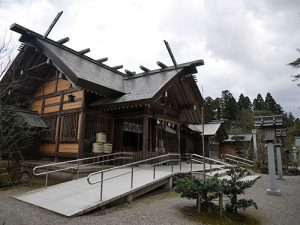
left=288, top=48, right=300, bottom=87
left=253, top=94, right=265, bottom=111
left=204, top=96, right=215, bottom=121
left=237, top=94, right=252, bottom=111
left=283, top=112, right=295, bottom=127
left=239, top=110, right=254, bottom=132
left=213, top=97, right=223, bottom=120
left=221, top=90, right=238, bottom=122
left=264, top=92, right=283, bottom=114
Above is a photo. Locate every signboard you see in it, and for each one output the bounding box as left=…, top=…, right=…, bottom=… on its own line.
left=123, top=122, right=143, bottom=134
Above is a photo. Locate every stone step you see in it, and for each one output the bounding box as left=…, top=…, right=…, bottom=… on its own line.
left=238, top=175, right=260, bottom=182
left=218, top=174, right=260, bottom=182
left=206, top=169, right=229, bottom=177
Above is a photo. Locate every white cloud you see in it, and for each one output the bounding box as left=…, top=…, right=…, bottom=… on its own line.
left=0, top=0, right=299, bottom=116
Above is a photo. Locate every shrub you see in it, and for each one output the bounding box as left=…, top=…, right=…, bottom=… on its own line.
left=174, top=175, right=223, bottom=212
left=174, top=166, right=258, bottom=214
left=223, top=166, right=258, bottom=213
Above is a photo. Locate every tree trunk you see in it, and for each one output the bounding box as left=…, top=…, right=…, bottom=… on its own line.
left=197, top=194, right=201, bottom=214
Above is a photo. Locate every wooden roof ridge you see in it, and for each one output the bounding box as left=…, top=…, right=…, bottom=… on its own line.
left=10, top=23, right=126, bottom=77
left=125, top=59, right=204, bottom=80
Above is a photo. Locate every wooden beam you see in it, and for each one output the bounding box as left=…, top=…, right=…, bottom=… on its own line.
left=111, top=65, right=123, bottom=70
left=78, top=111, right=86, bottom=158
left=157, top=61, right=167, bottom=69
left=44, top=11, right=63, bottom=38
left=177, top=124, right=181, bottom=154
left=164, top=40, right=177, bottom=67
left=96, top=57, right=108, bottom=63
left=56, top=37, right=70, bottom=45
left=125, top=69, right=136, bottom=77
left=78, top=48, right=90, bottom=55
left=140, top=65, right=150, bottom=73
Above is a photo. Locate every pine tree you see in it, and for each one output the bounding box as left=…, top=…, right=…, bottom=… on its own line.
left=264, top=93, right=282, bottom=114
left=204, top=97, right=216, bottom=121
left=253, top=94, right=264, bottom=111
left=288, top=48, right=300, bottom=87
left=221, top=90, right=238, bottom=122
left=237, top=94, right=252, bottom=111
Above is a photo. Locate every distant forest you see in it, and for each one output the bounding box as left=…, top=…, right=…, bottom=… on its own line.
left=204, top=90, right=300, bottom=147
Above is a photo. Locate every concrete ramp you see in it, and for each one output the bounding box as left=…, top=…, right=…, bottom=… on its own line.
left=14, top=162, right=220, bottom=217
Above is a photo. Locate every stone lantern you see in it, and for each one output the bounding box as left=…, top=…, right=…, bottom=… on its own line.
left=254, top=115, right=284, bottom=196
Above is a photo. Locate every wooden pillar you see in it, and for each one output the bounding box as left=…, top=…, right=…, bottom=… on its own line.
left=55, top=116, right=61, bottom=153
left=113, top=119, right=123, bottom=152
left=110, top=118, right=115, bottom=151
left=177, top=124, right=181, bottom=154
left=78, top=111, right=86, bottom=158
left=142, top=116, right=149, bottom=159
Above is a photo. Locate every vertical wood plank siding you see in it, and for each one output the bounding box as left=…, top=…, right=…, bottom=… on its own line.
left=60, top=114, right=79, bottom=142
left=84, top=113, right=113, bottom=142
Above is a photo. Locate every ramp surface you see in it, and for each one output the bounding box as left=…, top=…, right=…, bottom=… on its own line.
left=14, top=162, right=222, bottom=217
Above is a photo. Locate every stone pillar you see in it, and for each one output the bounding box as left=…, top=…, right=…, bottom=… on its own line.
left=276, top=144, right=284, bottom=180
left=252, top=129, right=258, bottom=160
left=267, top=142, right=281, bottom=196
left=163, top=177, right=173, bottom=191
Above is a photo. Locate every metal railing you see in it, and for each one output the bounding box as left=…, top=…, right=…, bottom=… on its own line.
left=33, top=152, right=133, bottom=187
left=191, top=154, right=231, bottom=174
left=222, top=154, right=254, bottom=170
left=87, top=153, right=181, bottom=201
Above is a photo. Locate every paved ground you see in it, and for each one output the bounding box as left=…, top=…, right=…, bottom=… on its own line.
left=0, top=174, right=300, bottom=225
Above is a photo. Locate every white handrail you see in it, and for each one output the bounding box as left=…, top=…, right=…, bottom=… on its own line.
left=33, top=152, right=133, bottom=187
left=223, top=158, right=253, bottom=167
left=222, top=154, right=253, bottom=164
left=191, top=154, right=231, bottom=167
left=87, top=153, right=180, bottom=185
left=87, top=153, right=181, bottom=201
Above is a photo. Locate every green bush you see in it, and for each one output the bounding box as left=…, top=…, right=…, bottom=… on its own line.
left=223, top=167, right=258, bottom=213
left=174, top=175, right=223, bottom=212
left=174, top=166, right=258, bottom=214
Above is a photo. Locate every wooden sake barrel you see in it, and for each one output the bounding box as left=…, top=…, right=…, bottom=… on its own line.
left=103, top=143, right=112, bottom=154
left=96, top=133, right=107, bottom=143
left=92, top=143, right=104, bottom=154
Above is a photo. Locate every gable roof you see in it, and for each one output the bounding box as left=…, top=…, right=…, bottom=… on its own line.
left=34, top=38, right=126, bottom=95
left=17, top=111, right=47, bottom=128
left=7, top=23, right=204, bottom=108
left=10, top=23, right=125, bottom=96
left=223, top=134, right=253, bottom=142
left=188, top=123, right=222, bottom=136
left=89, top=67, right=187, bottom=107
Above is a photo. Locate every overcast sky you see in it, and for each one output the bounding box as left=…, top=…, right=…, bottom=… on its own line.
left=0, top=0, right=299, bottom=117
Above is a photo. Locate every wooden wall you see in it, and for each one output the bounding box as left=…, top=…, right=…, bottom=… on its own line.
left=32, top=77, right=84, bottom=156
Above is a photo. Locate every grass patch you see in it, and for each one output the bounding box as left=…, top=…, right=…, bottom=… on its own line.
left=182, top=206, right=261, bottom=225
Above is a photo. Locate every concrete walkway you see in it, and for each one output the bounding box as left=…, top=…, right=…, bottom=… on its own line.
left=13, top=162, right=222, bottom=217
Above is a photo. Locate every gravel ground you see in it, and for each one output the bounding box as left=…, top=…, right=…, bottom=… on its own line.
left=0, top=185, right=199, bottom=225
left=0, top=174, right=300, bottom=225
left=245, top=174, right=300, bottom=225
